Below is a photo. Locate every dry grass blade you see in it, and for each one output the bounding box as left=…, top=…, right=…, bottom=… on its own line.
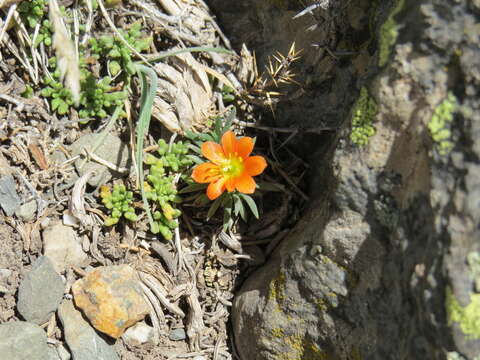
left=139, top=271, right=186, bottom=318
left=67, top=169, right=95, bottom=227
left=185, top=287, right=205, bottom=351
left=49, top=0, right=80, bottom=105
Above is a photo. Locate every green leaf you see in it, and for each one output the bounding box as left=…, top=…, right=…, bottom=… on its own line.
left=239, top=193, right=259, bottom=219
left=207, top=194, right=224, bottom=220
left=58, top=101, right=69, bottom=114
left=187, top=154, right=206, bottom=165
left=179, top=183, right=208, bottom=194
left=234, top=196, right=247, bottom=222
left=256, top=181, right=285, bottom=192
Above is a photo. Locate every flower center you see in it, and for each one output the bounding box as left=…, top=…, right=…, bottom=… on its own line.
left=220, top=153, right=244, bottom=178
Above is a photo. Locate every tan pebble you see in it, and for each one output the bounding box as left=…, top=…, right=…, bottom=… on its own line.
left=72, top=265, right=149, bottom=338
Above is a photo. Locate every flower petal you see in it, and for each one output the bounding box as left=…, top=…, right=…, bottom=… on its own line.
left=192, top=163, right=221, bottom=183
left=234, top=173, right=256, bottom=194
left=244, top=156, right=267, bottom=176
left=221, top=131, right=237, bottom=155
left=207, top=178, right=226, bottom=200
left=225, top=178, right=235, bottom=192
left=237, top=137, right=254, bottom=159
left=201, top=142, right=225, bottom=165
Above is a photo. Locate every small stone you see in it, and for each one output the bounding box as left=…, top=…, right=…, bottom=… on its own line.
left=0, top=268, right=12, bottom=278
left=15, top=200, right=37, bottom=222
left=70, top=134, right=131, bottom=187
left=0, top=175, right=21, bottom=216
left=58, top=300, right=119, bottom=360
left=72, top=265, right=149, bottom=338
left=56, top=344, right=71, bottom=360
left=168, top=327, right=186, bottom=341
left=122, top=321, right=154, bottom=346
left=47, top=347, right=61, bottom=360
left=43, top=223, right=89, bottom=274
left=0, top=321, right=50, bottom=360
left=17, top=256, right=65, bottom=324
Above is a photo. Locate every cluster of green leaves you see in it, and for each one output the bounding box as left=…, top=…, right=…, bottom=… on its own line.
left=41, top=62, right=74, bottom=115
left=18, top=0, right=47, bottom=28
left=100, top=184, right=137, bottom=226
left=78, top=74, right=127, bottom=122
left=143, top=139, right=193, bottom=239
left=35, top=19, right=52, bottom=46
left=89, top=22, right=152, bottom=77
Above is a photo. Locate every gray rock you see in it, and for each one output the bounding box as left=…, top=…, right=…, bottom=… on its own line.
left=43, top=223, right=89, bottom=274
left=168, top=327, right=186, bottom=341
left=0, top=321, right=50, bottom=360
left=70, top=134, right=131, bottom=187
left=0, top=175, right=21, bottom=216
left=58, top=300, right=119, bottom=360
left=222, top=0, right=480, bottom=359
left=15, top=200, right=38, bottom=222
left=122, top=322, right=154, bottom=346
left=46, top=344, right=70, bottom=360
left=17, top=256, right=65, bottom=324
left=56, top=344, right=71, bottom=360
left=47, top=347, right=61, bottom=360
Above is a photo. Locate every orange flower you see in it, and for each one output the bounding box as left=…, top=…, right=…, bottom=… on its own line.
left=192, top=131, right=267, bottom=200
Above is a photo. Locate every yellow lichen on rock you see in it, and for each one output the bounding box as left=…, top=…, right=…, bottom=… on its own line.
left=72, top=265, right=149, bottom=338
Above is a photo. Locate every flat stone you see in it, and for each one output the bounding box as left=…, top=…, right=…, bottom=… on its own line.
left=56, top=344, right=71, bottom=360
left=58, top=300, right=119, bottom=360
left=72, top=265, right=149, bottom=338
left=43, top=223, right=89, bottom=274
left=0, top=321, right=50, bottom=360
left=168, top=327, right=186, bottom=341
left=15, top=200, right=38, bottom=222
left=122, top=321, right=154, bottom=346
left=0, top=175, right=21, bottom=216
left=70, top=134, right=131, bottom=187
left=17, top=256, right=65, bottom=324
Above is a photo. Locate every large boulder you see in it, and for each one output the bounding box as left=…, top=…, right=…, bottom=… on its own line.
left=207, top=0, right=480, bottom=358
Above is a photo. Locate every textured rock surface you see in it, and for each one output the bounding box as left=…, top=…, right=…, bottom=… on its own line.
left=17, top=256, right=65, bottom=324
left=215, top=0, right=480, bottom=359
left=70, top=134, right=131, bottom=187
left=58, top=300, right=119, bottom=360
left=122, top=321, right=155, bottom=346
left=43, top=223, right=89, bottom=274
left=0, top=321, right=50, bottom=360
left=72, top=265, right=149, bottom=338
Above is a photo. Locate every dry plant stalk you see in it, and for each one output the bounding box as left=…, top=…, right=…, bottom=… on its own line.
left=49, top=0, right=80, bottom=106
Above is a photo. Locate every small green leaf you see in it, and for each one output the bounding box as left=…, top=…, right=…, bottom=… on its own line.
left=187, top=154, right=206, bottom=165
left=239, top=193, right=259, bottom=219
left=234, top=196, right=247, bottom=222
left=179, top=183, right=208, bottom=194
left=256, top=181, right=285, bottom=192
left=207, top=194, right=224, bottom=220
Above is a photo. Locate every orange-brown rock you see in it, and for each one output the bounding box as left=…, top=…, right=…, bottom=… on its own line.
left=72, top=265, right=149, bottom=338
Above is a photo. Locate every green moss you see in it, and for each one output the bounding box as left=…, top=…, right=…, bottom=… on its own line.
left=446, top=287, right=480, bottom=339
left=350, top=87, right=378, bottom=146
left=378, top=0, right=405, bottom=67
left=427, top=92, right=457, bottom=155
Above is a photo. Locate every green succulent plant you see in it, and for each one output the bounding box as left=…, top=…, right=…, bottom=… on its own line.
left=89, top=22, right=152, bottom=77
left=78, top=74, right=127, bottom=122
left=100, top=184, right=137, bottom=226
left=18, top=0, right=47, bottom=28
